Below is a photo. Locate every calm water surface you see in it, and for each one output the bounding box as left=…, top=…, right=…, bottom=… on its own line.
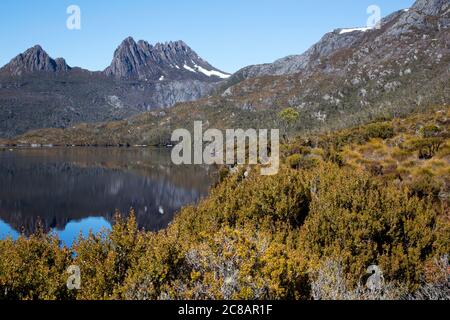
left=0, top=147, right=216, bottom=245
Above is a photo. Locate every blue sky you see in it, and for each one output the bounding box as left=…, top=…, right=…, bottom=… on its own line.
left=0, top=0, right=414, bottom=73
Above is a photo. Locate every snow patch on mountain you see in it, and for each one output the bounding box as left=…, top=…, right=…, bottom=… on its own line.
left=339, top=27, right=373, bottom=34
left=196, top=65, right=230, bottom=79
left=183, top=63, right=230, bottom=79
left=183, top=64, right=196, bottom=73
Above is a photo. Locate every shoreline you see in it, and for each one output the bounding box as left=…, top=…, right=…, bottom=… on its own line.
left=0, top=143, right=173, bottom=149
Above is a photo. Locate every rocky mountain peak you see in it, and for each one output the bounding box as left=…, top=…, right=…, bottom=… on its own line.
left=104, top=36, right=149, bottom=80
left=0, top=45, right=71, bottom=76
left=104, top=37, right=230, bottom=81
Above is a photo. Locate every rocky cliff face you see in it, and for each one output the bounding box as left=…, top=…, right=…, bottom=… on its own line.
left=104, top=37, right=230, bottom=81
left=413, top=0, right=449, bottom=15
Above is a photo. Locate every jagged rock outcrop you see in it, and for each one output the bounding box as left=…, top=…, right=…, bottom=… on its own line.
left=104, top=37, right=230, bottom=81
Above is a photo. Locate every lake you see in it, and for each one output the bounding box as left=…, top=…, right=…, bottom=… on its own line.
left=0, top=147, right=217, bottom=245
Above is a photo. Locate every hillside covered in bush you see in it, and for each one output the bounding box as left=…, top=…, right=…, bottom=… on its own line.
left=0, top=106, right=449, bottom=300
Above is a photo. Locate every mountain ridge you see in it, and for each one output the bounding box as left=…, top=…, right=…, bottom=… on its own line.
left=0, top=37, right=230, bottom=81
left=222, top=0, right=449, bottom=89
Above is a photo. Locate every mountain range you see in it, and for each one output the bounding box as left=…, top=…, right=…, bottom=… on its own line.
left=1, top=0, right=449, bottom=145
left=0, top=38, right=230, bottom=137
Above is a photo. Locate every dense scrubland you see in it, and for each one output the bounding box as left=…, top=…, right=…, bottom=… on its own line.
left=0, top=106, right=449, bottom=300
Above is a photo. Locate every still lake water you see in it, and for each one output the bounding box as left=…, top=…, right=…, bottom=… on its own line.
left=0, top=147, right=216, bottom=245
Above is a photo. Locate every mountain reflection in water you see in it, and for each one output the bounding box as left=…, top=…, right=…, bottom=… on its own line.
left=0, top=147, right=216, bottom=245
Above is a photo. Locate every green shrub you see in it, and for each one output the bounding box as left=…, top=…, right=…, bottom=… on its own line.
left=72, top=212, right=146, bottom=299
left=0, top=233, right=73, bottom=300
left=299, top=164, right=448, bottom=290
left=287, top=154, right=302, bottom=169
left=410, top=174, right=444, bottom=198
left=363, top=123, right=395, bottom=140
